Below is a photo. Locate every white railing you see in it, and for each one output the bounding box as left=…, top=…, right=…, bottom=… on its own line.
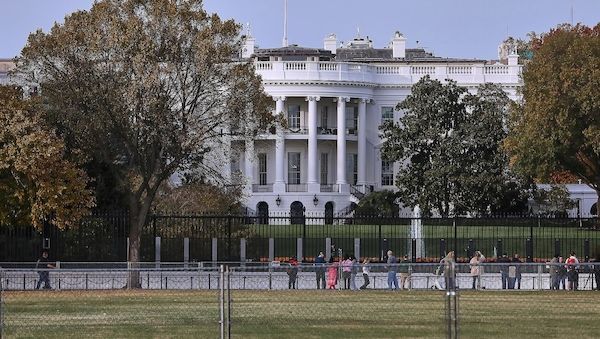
left=254, top=61, right=272, bottom=71
left=285, top=62, right=306, bottom=71
left=411, top=66, right=436, bottom=75
left=484, top=65, right=509, bottom=74
left=319, top=63, right=337, bottom=71
left=448, top=66, right=473, bottom=75
left=254, top=61, right=521, bottom=84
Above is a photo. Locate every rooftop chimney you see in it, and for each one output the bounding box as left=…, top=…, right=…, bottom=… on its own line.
left=324, top=33, right=337, bottom=54
left=508, top=50, right=519, bottom=66
left=392, top=31, right=406, bottom=59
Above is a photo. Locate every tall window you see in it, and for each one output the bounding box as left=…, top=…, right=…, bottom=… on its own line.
left=381, top=160, right=394, bottom=186
left=258, top=153, right=267, bottom=185
left=346, top=153, right=358, bottom=185
left=320, top=153, right=328, bottom=185
left=288, top=105, right=301, bottom=130
left=288, top=152, right=301, bottom=184
left=346, top=106, right=358, bottom=134
left=381, top=107, right=394, bottom=124
left=320, top=106, right=328, bottom=128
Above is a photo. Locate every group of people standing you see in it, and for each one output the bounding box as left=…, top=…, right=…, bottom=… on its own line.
left=549, top=252, right=581, bottom=290
left=496, top=252, right=523, bottom=289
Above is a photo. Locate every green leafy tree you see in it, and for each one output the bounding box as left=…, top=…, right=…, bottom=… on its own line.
left=381, top=76, right=527, bottom=216
left=532, top=185, right=576, bottom=217
left=16, top=0, right=271, bottom=286
left=0, top=86, right=94, bottom=229
left=504, top=24, right=600, bottom=219
left=353, top=190, right=400, bottom=217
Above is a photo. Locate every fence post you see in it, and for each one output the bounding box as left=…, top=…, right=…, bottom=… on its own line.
left=584, top=239, right=590, bottom=262
left=496, top=239, right=503, bottom=258
left=526, top=238, right=533, bottom=263
left=227, top=216, right=232, bottom=261
left=554, top=239, right=560, bottom=257
left=354, top=238, right=361, bottom=261
left=184, top=237, right=190, bottom=268
left=240, top=238, right=247, bottom=265
left=467, top=239, right=474, bottom=259
left=212, top=238, right=218, bottom=264
left=297, top=238, right=303, bottom=262
left=325, top=238, right=332, bottom=261
left=411, top=239, right=417, bottom=263
left=378, top=223, right=383, bottom=261
left=268, top=238, right=274, bottom=262
left=453, top=217, right=458, bottom=258
left=440, top=238, right=447, bottom=260
left=219, top=265, right=225, bottom=339
left=155, top=237, right=161, bottom=268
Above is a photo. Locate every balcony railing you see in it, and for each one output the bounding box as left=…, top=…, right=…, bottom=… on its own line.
left=320, top=184, right=339, bottom=193
left=252, top=184, right=273, bottom=193
left=286, top=184, right=307, bottom=192
left=287, top=127, right=308, bottom=134
left=317, top=127, right=358, bottom=136
left=254, top=61, right=522, bottom=85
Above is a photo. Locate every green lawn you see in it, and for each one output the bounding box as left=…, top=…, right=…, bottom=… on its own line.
left=3, top=290, right=600, bottom=338
left=245, top=223, right=600, bottom=260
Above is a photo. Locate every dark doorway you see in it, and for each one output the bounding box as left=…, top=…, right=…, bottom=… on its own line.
left=257, top=202, right=269, bottom=224
left=290, top=201, right=305, bottom=224
left=325, top=201, right=334, bottom=224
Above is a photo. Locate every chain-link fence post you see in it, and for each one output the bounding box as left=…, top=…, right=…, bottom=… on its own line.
left=226, top=266, right=231, bottom=339
left=219, top=265, right=225, bottom=339
left=445, top=258, right=459, bottom=339
left=1, top=268, right=4, bottom=339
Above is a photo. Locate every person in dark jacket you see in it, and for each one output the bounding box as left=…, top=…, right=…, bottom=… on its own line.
left=36, top=250, right=55, bottom=289
left=287, top=257, right=299, bottom=289
left=315, top=252, right=326, bottom=289
left=497, top=253, right=511, bottom=289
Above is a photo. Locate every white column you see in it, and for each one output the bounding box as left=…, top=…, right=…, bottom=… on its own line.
left=244, top=139, right=254, bottom=191
left=274, top=97, right=286, bottom=193
left=307, top=96, right=320, bottom=193
left=336, top=97, right=349, bottom=192
left=357, top=98, right=368, bottom=187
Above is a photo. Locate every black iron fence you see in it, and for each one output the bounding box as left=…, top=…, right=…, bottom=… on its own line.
left=1, top=213, right=600, bottom=263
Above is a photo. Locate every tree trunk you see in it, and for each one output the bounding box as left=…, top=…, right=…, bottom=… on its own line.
left=127, top=197, right=152, bottom=289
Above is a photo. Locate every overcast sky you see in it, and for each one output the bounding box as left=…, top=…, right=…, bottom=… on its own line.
left=1, top=0, right=599, bottom=59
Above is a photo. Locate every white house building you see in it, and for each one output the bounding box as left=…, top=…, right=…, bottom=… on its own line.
left=236, top=31, right=523, bottom=218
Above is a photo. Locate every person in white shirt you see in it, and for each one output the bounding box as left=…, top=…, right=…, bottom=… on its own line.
left=359, top=259, right=370, bottom=289
left=566, top=251, right=580, bottom=290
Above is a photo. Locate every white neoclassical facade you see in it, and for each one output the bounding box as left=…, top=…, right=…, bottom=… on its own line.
left=236, top=32, right=523, bottom=217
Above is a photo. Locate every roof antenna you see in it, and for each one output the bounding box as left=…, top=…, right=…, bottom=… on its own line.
left=570, top=0, right=574, bottom=25
left=282, top=0, right=288, bottom=47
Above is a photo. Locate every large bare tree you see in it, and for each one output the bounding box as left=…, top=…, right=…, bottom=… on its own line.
left=17, top=0, right=271, bottom=286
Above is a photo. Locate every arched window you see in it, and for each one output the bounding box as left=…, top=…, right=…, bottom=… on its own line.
left=257, top=202, right=269, bottom=225
left=324, top=202, right=334, bottom=225
left=290, top=201, right=305, bottom=224
left=590, top=203, right=597, bottom=216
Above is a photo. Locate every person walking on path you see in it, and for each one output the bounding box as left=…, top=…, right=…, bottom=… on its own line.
left=497, top=253, right=511, bottom=289
left=360, top=259, right=370, bottom=289
left=287, top=257, right=299, bottom=289
left=566, top=251, right=580, bottom=291
left=399, top=255, right=411, bottom=290
left=387, top=250, right=399, bottom=290
left=510, top=253, right=523, bottom=289
left=442, top=251, right=456, bottom=290
left=35, top=250, right=55, bottom=290
left=549, top=254, right=559, bottom=290
left=558, top=256, right=567, bottom=290
left=350, top=255, right=359, bottom=290
left=315, top=252, right=326, bottom=289
left=326, top=257, right=339, bottom=289
left=470, top=251, right=483, bottom=290
left=341, top=255, right=352, bottom=290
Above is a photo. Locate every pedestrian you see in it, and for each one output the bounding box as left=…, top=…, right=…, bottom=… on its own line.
left=593, top=253, right=600, bottom=291
left=315, top=252, right=326, bottom=289
left=470, top=251, right=483, bottom=290
left=35, top=250, right=55, bottom=290
left=360, top=258, right=370, bottom=290
left=566, top=251, right=579, bottom=291
left=287, top=256, right=299, bottom=289
left=497, top=252, right=511, bottom=290
left=558, top=256, right=567, bottom=290
left=442, top=251, right=456, bottom=290
left=511, top=253, right=523, bottom=289
left=341, top=255, right=352, bottom=289
left=387, top=250, right=399, bottom=290
left=326, top=256, right=338, bottom=289
left=549, top=254, right=559, bottom=290
left=399, top=255, right=411, bottom=290
left=350, top=255, right=359, bottom=290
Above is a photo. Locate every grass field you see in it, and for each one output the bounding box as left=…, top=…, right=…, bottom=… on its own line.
left=3, top=290, right=600, bottom=338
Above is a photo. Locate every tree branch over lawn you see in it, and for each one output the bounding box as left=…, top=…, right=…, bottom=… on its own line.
left=16, top=0, right=271, bottom=286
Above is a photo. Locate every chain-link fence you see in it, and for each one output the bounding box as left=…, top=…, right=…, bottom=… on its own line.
left=1, top=262, right=600, bottom=338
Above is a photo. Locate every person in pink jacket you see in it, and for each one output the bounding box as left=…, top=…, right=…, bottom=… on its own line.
left=326, top=257, right=339, bottom=289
